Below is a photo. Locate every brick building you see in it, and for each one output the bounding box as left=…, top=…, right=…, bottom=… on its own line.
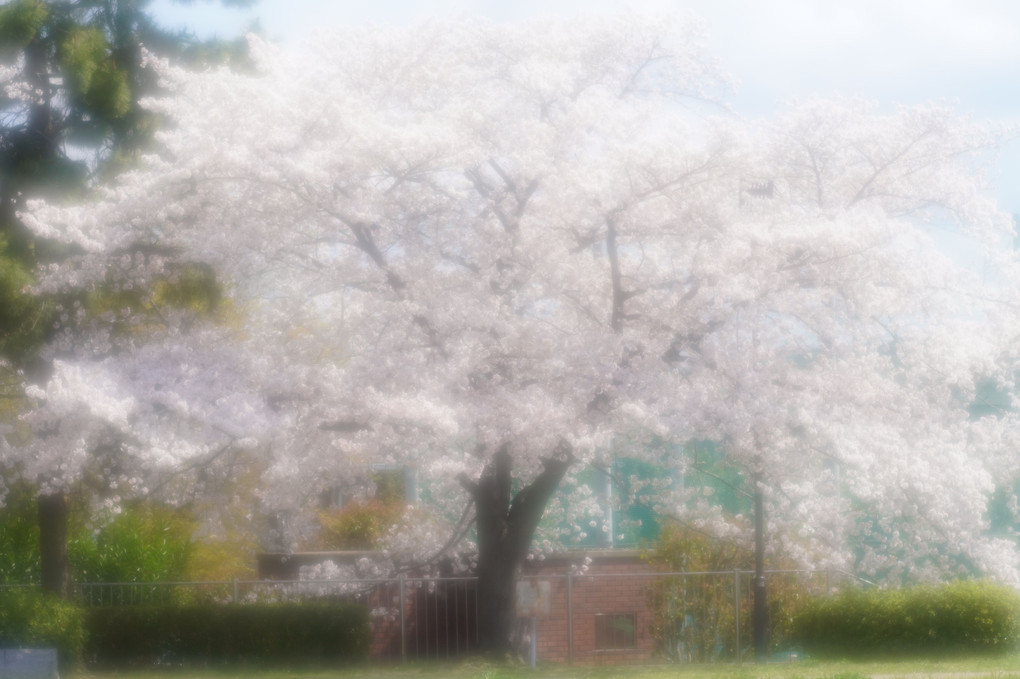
left=521, top=549, right=661, bottom=665
left=257, top=548, right=664, bottom=665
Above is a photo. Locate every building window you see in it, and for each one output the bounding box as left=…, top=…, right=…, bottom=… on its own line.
left=594, top=613, right=637, bottom=650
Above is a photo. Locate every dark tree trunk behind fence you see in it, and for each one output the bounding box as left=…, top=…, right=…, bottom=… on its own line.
left=38, top=492, right=69, bottom=597
left=462, top=442, right=573, bottom=656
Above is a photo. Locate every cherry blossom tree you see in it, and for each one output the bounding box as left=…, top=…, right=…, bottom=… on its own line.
left=13, top=15, right=1020, bottom=652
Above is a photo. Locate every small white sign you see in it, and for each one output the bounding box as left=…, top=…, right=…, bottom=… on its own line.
left=0, top=648, right=59, bottom=679
left=515, top=580, right=551, bottom=617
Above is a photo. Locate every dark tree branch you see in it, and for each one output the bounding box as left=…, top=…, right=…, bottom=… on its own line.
left=606, top=216, right=627, bottom=332
left=506, top=441, right=575, bottom=555
left=319, top=420, right=371, bottom=433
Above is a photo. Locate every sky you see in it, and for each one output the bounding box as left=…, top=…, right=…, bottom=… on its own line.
left=149, top=0, right=1020, bottom=213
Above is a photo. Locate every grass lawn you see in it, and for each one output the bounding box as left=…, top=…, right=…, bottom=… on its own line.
left=67, top=654, right=1020, bottom=679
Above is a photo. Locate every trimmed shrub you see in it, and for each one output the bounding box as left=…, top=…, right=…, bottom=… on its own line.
left=85, top=601, right=369, bottom=668
left=0, top=588, right=87, bottom=669
left=793, top=580, right=1020, bottom=658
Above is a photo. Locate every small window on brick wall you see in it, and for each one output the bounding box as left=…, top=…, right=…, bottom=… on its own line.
left=594, top=612, right=637, bottom=650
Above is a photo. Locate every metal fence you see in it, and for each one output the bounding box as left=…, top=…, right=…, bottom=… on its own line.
left=12, top=569, right=865, bottom=665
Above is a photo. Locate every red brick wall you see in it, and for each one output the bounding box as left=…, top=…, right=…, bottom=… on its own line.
left=524, top=550, right=660, bottom=665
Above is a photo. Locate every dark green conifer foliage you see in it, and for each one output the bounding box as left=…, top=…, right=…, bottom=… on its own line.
left=0, top=0, right=253, bottom=350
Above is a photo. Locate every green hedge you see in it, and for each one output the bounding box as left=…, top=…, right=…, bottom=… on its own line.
left=793, top=580, right=1020, bottom=658
left=85, top=602, right=369, bottom=668
left=0, top=588, right=87, bottom=669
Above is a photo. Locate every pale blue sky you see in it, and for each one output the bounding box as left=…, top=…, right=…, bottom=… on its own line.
left=150, top=0, right=1020, bottom=214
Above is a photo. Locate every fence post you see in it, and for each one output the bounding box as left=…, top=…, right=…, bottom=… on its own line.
left=399, top=575, right=407, bottom=662
left=733, top=569, right=741, bottom=665
left=567, top=571, right=574, bottom=665
left=232, top=578, right=238, bottom=604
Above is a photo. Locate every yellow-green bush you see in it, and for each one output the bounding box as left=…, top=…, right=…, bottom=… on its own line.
left=313, top=500, right=404, bottom=550
left=647, top=524, right=820, bottom=661
left=793, top=580, right=1020, bottom=657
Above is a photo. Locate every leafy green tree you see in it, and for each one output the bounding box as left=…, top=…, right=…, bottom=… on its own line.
left=68, top=502, right=192, bottom=583
left=0, top=482, right=41, bottom=582
left=0, top=0, right=253, bottom=358
left=0, top=486, right=193, bottom=585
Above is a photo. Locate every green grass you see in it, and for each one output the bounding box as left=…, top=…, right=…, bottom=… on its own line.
left=67, top=653, right=1020, bottom=679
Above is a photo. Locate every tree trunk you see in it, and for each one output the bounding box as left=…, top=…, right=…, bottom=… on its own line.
left=752, top=474, right=769, bottom=661
left=38, top=492, right=69, bottom=597
left=462, top=442, right=574, bottom=656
